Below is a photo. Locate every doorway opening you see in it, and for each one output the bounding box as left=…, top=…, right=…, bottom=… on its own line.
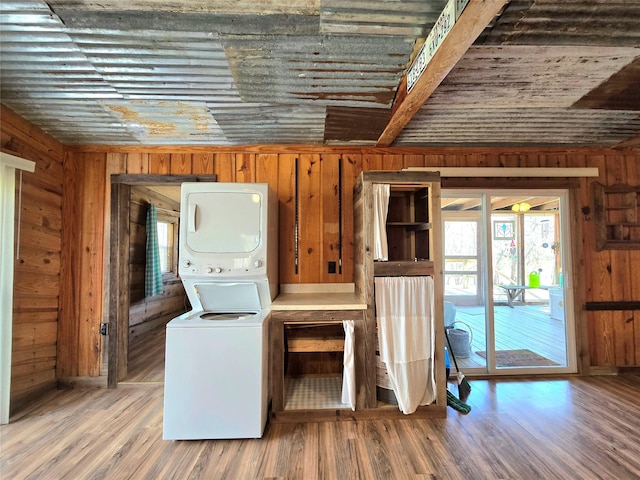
left=107, top=174, right=215, bottom=387
left=442, top=190, right=576, bottom=375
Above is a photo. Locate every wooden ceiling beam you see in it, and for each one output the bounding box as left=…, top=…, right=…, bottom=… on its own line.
left=376, top=0, right=510, bottom=147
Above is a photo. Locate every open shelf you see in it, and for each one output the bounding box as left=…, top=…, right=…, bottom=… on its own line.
left=594, top=182, right=640, bottom=250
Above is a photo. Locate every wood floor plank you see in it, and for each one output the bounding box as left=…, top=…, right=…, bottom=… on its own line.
left=3, top=326, right=640, bottom=480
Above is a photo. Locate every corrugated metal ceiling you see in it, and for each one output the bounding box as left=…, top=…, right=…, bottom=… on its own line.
left=1, top=0, right=639, bottom=148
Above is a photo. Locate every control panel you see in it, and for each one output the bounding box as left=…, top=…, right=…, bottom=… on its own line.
left=179, top=257, right=266, bottom=277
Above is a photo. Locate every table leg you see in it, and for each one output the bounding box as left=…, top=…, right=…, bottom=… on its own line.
left=506, top=289, right=515, bottom=308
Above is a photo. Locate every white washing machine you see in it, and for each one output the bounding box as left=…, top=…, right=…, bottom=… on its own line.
left=163, top=182, right=277, bottom=440
left=163, top=305, right=270, bottom=440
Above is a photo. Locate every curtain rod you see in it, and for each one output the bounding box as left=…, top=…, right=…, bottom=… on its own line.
left=154, top=205, right=179, bottom=214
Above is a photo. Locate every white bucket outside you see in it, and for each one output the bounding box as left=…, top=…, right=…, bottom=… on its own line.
left=447, top=321, right=473, bottom=358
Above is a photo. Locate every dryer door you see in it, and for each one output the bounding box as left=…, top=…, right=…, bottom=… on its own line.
left=185, top=191, right=262, bottom=254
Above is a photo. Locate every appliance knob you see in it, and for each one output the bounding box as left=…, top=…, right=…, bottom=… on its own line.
left=215, top=267, right=223, bottom=274
left=253, top=260, right=262, bottom=268
left=206, top=267, right=213, bottom=273
left=183, top=259, right=191, bottom=268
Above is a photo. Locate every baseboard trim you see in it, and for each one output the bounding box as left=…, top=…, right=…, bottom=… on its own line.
left=588, top=366, right=640, bottom=375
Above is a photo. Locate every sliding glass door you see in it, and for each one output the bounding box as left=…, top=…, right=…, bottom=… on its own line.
left=442, top=190, right=576, bottom=375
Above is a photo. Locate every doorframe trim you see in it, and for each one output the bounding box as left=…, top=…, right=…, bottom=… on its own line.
left=107, top=174, right=216, bottom=388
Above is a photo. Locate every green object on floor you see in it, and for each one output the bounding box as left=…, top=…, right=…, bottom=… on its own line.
left=447, top=390, right=471, bottom=414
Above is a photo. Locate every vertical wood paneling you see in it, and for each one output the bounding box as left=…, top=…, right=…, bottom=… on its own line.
left=102, top=153, right=127, bottom=375
left=277, top=154, right=297, bottom=284
left=80, top=154, right=106, bottom=377
left=213, top=153, right=235, bottom=182
left=58, top=153, right=81, bottom=378
left=149, top=153, right=170, bottom=174
left=5, top=101, right=640, bottom=401
left=86, top=148, right=640, bottom=370
left=255, top=154, right=279, bottom=187
left=381, top=154, right=403, bottom=170
left=362, top=153, right=383, bottom=171
left=169, top=153, right=192, bottom=174
left=298, top=153, right=322, bottom=283
left=59, top=152, right=107, bottom=377
left=235, top=153, right=255, bottom=183
left=625, top=154, right=640, bottom=297
left=423, top=153, right=445, bottom=167
left=341, top=153, right=361, bottom=284
left=403, top=154, right=425, bottom=169
left=192, top=153, right=214, bottom=174
left=126, top=153, right=149, bottom=174
left=320, top=154, right=340, bottom=283
left=635, top=311, right=640, bottom=366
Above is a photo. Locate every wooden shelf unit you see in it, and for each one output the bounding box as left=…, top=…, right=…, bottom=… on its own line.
left=353, top=170, right=446, bottom=417
left=594, top=182, right=640, bottom=250
left=285, top=323, right=345, bottom=352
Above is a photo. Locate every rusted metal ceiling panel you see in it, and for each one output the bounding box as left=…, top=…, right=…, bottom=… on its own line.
left=324, top=106, right=390, bottom=142
left=573, top=58, right=640, bottom=111
left=212, top=104, right=326, bottom=144
left=424, top=46, right=640, bottom=109
left=47, top=0, right=321, bottom=15
left=396, top=108, right=640, bottom=147
left=223, top=34, right=412, bottom=108
left=320, top=0, right=449, bottom=36
left=1, top=0, right=639, bottom=148
left=51, top=10, right=321, bottom=35
left=480, top=0, right=640, bottom=47
left=3, top=98, right=139, bottom=144
left=102, top=100, right=226, bottom=145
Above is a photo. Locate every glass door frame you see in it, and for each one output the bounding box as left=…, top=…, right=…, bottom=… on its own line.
left=442, top=188, right=578, bottom=376
left=443, top=209, right=484, bottom=306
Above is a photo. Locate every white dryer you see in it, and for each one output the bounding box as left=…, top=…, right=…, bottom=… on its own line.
left=163, top=182, right=277, bottom=440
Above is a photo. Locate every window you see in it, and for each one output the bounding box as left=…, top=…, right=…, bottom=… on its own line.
left=156, top=215, right=179, bottom=275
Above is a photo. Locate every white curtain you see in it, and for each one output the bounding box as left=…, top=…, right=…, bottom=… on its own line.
left=341, top=320, right=356, bottom=411
left=373, top=183, right=390, bottom=261
left=374, top=276, right=435, bottom=414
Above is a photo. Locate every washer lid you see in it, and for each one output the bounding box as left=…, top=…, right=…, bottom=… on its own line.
left=194, top=282, right=262, bottom=312
left=199, top=312, right=257, bottom=321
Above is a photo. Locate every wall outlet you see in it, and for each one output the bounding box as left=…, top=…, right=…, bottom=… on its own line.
left=328, top=261, right=336, bottom=274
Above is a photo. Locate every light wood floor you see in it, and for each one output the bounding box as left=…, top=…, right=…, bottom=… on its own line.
left=2, top=328, right=640, bottom=479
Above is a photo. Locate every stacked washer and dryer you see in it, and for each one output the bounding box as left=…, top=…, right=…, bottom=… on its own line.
left=163, top=182, right=278, bottom=440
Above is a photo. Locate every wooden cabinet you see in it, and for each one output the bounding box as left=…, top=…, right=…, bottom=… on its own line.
left=269, top=170, right=445, bottom=422
left=594, top=183, right=640, bottom=250
left=353, top=170, right=446, bottom=416
left=269, top=284, right=368, bottom=421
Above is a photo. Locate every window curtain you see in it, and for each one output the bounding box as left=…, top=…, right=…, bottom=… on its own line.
left=373, top=183, right=390, bottom=261
left=145, top=204, right=163, bottom=297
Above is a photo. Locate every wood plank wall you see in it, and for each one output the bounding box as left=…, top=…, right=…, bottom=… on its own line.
left=62, top=147, right=640, bottom=378
left=1, top=105, right=64, bottom=409
left=128, top=186, right=188, bottom=340
left=3, top=105, right=640, bottom=408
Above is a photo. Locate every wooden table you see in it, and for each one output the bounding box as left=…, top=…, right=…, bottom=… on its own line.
left=499, top=284, right=554, bottom=307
